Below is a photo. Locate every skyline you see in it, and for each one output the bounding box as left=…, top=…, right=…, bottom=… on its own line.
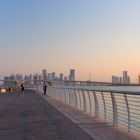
left=1, top=69, right=140, bottom=84
left=1, top=1, right=140, bottom=82
left=2, top=68, right=75, bottom=82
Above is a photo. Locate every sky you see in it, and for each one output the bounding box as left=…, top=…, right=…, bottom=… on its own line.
left=0, top=0, right=140, bottom=82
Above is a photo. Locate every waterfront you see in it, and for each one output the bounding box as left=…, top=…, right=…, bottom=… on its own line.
left=1, top=82, right=140, bottom=134
left=0, top=83, right=140, bottom=139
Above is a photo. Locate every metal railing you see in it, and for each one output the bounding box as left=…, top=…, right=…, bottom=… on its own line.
left=47, top=85, right=140, bottom=133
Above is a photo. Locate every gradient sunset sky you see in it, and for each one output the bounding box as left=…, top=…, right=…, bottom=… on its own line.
left=0, top=0, right=140, bottom=82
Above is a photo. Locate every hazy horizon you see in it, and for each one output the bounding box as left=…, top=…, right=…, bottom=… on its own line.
left=1, top=0, right=140, bottom=82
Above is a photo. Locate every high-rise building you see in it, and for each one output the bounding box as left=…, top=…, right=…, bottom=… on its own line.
left=51, top=72, right=56, bottom=80
left=38, top=74, right=42, bottom=82
left=69, top=69, right=75, bottom=81
left=138, top=76, right=140, bottom=84
left=16, top=74, right=23, bottom=81
left=112, top=76, right=121, bottom=84
left=122, top=71, right=130, bottom=84
left=29, top=74, right=32, bottom=84
left=42, top=69, right=47, bottom=81
left=59, top=73, right=63, bottom=81
left=33, top=74, right=38, bottom=85
left=24, top=75, right=30, bottom=85
left=10, top=74, right=16, bottom=81
left=8, top=74, right=16, bottom=86
left=47, top=73, right=51, bottom=80
left=3, top=76, right=10, bottom=86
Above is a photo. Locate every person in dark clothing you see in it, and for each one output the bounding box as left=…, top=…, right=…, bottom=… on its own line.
left=43, top=82, right=47, bottom=95
left=20, top=83, right=24, bottom=96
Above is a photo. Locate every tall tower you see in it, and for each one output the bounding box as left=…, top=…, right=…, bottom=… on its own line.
left=138, top=76, right=140, bottom=84
left=33, top=74, right=38, bottom=85
left=42, top=69, right=47, bottom=81
left=69, top=69, right=75, bottom=81
left=122, top=71, right=130, bottom=84
left=123, top=71, right=127, bottom=84
left=60, top=73, right=63, bottom=81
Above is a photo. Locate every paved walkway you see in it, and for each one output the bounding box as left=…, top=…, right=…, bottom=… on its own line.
left=0, top=90, right=93, bottom=140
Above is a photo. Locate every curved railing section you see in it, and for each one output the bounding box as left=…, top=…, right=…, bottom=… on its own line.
left=47, top=86, right=140, bottom=134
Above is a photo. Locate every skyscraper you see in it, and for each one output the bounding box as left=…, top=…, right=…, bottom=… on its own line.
left=51, top=72, right=56, bottom=80
left=16, top=74, right=23, bottom=81
left=59, top=73, right=63, bottom=81
left=69, top=69, right=75, bottom=81
left=138, top=76, right=140, bottom=84
left=122, top=71, right=130, bottom=84
left=24, top=75, right=30, bottom=85
left=42, top=69, right=47, bottom=81
left=33, top=74, right=38, bottom=85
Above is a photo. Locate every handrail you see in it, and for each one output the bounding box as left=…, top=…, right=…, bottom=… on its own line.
left=47, top=85, right=140, bottom=134
left=54, top=86, right=140, bottom=95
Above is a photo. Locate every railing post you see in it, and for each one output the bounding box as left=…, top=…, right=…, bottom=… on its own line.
left=71, top=89, right=75, bottom=107
left=58, top=88, right=60, bottom=101
left=58, top=88, right=61, bottom=101
left=55, top=87, right=57, bottom=100
left=70, top=89, right=73, bottom=106
left=61, top=88, right=64, bottom=102
left=74, top=89, right=78, bottom=109
left=64, top=89, right=67, bottom=104
left=124, top=94, right=131, bottom=132
left=66, top=89, right=69, bottom=104
left=82, top=90, right=87, bottom=112
left=93, top=91, right=99, bottom=118
left=101, top=92, right=106, bottom=121
left=68, top=89, right=72, bottom=106
left=56, top=88, right=58, bottom=100
left=111, top=92, right=118, bottom=127
left=78, top=90, right=82, bottom=110
left=60, top=88, right=62, bottom=102
left=87, top=91, right=92, bottom=115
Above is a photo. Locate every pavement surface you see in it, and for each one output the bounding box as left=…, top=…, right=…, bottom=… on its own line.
left=0, top=90, right=93, bottom=140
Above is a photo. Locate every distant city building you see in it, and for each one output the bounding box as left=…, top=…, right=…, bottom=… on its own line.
left=38, top=74, right=42, bottom=84
left=51, top=72, right=56, bottom=80
left=46, top=72, right=56, bottom=80
left=138, top=76, right=140, bottom=84
left=33, top=74, right=38, bottom=85
left=3, top=74, right=16, bottom=86
left=16, top=74, right=23, bottom=81
left=69, top=69, right=75, bottom=81
left=122, top=71, right=130, bottom=84
left=120, top=77, right=123, bottom=84
left=59, top=73, right=63, bottom=81
left=3, top=76, right=10, bottom=86
left=29, top=74, right=32, bottom=84
left=112, top=76, right=121, bottom=84
left=42, top=69, right=47, bottom=81
left=24, top=75, right=30, bottom=85
left=47, top=73, right=51, bottom=80
left=9, top=74, right=16, bottom=81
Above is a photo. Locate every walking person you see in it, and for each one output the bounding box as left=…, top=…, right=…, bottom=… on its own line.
left=20, top=83, right=24, bottom=96
left=43, top=82, right=47, bottom=95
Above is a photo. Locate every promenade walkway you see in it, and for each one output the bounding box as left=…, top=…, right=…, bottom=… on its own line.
left=0, top=89, right=139, bottom=140
left=0, top=90, right=93, bottom=140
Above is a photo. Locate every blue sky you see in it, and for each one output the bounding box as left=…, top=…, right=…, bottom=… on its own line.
left=1, top=0, right=140, bottom=82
